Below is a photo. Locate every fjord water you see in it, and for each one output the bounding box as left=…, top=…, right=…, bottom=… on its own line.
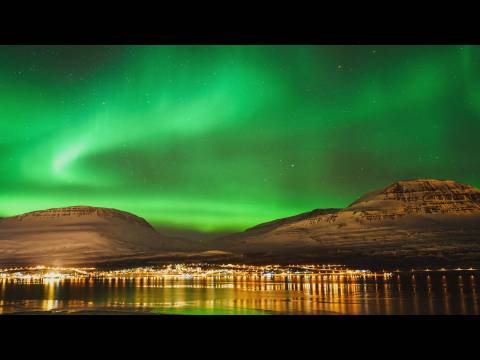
left=0, top=272, right=478, bottom=315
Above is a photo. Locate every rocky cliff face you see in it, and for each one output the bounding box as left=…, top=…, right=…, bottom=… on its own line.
left=223, top=179, right=480, bottom=267
left=348, top=179, right=480, bottom=217
left=6, top=206, right=155, bottom=229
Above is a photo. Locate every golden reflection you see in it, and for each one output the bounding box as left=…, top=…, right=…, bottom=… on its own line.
left=396, top=277, right=404, bottom=315
left=441, top=275, right=450, bottom=314
left=471, top=276, right=479, bottom=315
left=383, top=281, right=392, bottom=314
left=426, top=275, right=434, bottom=314
left=412, top=279, right=419, bottom=315
left=42, top=278, right=59, bottom=311
left=0, top=265, right=479, bottom=314
left=458, top=276, right=466, bottom=314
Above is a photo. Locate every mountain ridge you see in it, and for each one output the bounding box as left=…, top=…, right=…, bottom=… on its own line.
left=2, top=179, right=480, bottom=268
left=0, top=205, right=169, bottom=266
left=220, top=179, right=480, bottom=267
left=3, top=205, right=155, bottom=229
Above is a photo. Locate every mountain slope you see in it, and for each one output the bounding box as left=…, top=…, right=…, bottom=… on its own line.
left=223, top=179, right=480, bottom=267
left=0, top=206, right=169, bottom=266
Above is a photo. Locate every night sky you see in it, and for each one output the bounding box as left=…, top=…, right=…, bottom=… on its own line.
left=1, top=45, right=479, bottom=231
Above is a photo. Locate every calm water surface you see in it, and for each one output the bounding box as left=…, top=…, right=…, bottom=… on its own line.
left=1, top=272, right=479, bottom=315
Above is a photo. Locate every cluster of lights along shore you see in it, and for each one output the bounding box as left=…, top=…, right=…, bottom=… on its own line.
left=0, top=264, right=478, bottom=282
left=0, top=264, right=387, bottom=281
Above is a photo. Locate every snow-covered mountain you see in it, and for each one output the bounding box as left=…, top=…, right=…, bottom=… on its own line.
left=222, top=179, right=480, bottom=267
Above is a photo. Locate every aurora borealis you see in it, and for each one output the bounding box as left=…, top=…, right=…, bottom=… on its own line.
left=1, top=45, right=480, bottom=232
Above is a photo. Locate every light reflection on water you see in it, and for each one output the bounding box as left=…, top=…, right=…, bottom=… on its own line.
left=0, top=272, right=479, bottom=315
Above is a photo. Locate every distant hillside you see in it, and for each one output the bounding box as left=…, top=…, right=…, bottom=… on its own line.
left=221, top=179, right=480, bottom=268
left=3, top=179, right=480, bottom=269
left=0, top=206, right=172, bottom=266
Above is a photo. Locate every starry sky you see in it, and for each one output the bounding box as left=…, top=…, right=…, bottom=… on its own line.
left=1, top=45, right=479, bottom=231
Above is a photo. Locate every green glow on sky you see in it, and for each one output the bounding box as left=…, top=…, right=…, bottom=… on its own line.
left=1, top=45, right=479, bottom=231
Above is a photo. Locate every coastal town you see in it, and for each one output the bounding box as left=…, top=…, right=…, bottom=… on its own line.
left=0, top=263, right=390, bottom=282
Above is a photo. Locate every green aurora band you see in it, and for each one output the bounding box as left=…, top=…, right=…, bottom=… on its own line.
left=1, top=45, right=480, bottom=231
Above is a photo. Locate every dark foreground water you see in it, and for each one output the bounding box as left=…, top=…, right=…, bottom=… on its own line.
left=1, top=272, right=479, bottom=315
